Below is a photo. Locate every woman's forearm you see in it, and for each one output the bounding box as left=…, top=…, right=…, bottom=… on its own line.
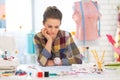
left=45, top=38, right=52, bottom=53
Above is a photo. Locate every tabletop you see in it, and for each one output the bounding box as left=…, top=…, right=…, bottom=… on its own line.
left=0, top=63, right=120, bottom=80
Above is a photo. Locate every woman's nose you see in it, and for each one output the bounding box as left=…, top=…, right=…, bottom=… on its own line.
left=51, top=28, right=55, bottom=32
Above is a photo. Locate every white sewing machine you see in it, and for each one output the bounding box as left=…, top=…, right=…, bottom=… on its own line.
left=0, top=57, right=20, bottom=72
left=0, top=35, right=20, bottom=71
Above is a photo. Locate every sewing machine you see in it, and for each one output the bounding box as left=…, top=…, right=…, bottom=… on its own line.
left=0, top=35, right=20, bottom=72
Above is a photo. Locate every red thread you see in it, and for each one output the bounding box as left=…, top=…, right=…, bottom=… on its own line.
left=37, top=72, right=43, bottom=78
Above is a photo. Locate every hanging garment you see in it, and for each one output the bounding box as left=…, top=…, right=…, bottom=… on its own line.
left=106, top=34, right=120, bottom=62
left=72, top=0, right=101, bottom=45
left=114, top=8, right=120, bottom=62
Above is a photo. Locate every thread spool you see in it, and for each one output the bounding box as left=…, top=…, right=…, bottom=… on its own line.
left=37, top=72, right=43, bottom=78
left=44, top=71, right=49, bottom=77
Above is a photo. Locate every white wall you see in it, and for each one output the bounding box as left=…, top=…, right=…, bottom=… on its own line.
left=5, top=0, right=32, bottom=32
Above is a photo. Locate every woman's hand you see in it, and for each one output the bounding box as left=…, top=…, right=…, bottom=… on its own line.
left=41, top=28, right=52, bottom=53
left=46, top=60, right=55, bottom=66
left=46, top=60, right=62, bottom=66
left=41, top=28, right=52, bottom=40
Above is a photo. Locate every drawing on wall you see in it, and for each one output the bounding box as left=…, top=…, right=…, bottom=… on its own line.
left=0, top=0, right=6, bottom=28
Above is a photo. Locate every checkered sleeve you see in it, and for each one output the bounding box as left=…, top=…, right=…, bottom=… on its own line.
left=34, top=34, right=51, bottom=66
left=64, top=32, right=83, bottom=65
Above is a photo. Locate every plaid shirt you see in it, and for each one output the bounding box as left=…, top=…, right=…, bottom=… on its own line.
left=34, top=30, right=83, bottom=66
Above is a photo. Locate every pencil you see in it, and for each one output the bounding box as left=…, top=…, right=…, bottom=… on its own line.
left=94, top=50, right=99, bottom=61
left=91, top=50, right=99, bottom=62
left=101, top=50, right=105, bottom=62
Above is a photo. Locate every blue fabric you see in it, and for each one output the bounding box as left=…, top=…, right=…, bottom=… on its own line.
left=27, top=33, right=35, bottom=54
left=0, top=20, right=6, bottom=28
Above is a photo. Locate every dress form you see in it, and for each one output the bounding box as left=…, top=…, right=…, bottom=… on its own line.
left=72, top=0, right=101, bottom=44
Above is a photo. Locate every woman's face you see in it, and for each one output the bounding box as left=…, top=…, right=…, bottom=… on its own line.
left=43, top=18, right=61, bottom=39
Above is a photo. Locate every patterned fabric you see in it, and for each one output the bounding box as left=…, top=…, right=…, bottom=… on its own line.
left=34, top=30, right=83, bottom=66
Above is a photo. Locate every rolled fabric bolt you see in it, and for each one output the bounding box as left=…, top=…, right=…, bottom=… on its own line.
left=54, top=57, right=61, bottom=65
left=37, top=72, right=43, bottom=78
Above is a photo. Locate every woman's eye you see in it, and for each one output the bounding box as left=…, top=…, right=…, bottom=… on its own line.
left=48, top=26, right=52, bottom=28
left=55, top=26, right=59, bottom=29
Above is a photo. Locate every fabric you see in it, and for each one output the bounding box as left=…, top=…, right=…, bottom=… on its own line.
left=72, top=0, right=101, bottom=41
left=0, top=3, right=6, bottom=28
left=27, top=33, right=35, bottom=54
left=114, top=28, right=120, bottom=61
left=106, top=33, right=120, bottom=62
left=106, top=34, right=116, bottom=45
left=34, top=30, right=83, bottom=66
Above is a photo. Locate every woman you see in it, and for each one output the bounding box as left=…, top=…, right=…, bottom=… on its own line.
left=34, top=6, right=83, bottom=66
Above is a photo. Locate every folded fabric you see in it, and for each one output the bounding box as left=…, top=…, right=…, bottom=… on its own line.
left=106, top=34, right=116, bottom=45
